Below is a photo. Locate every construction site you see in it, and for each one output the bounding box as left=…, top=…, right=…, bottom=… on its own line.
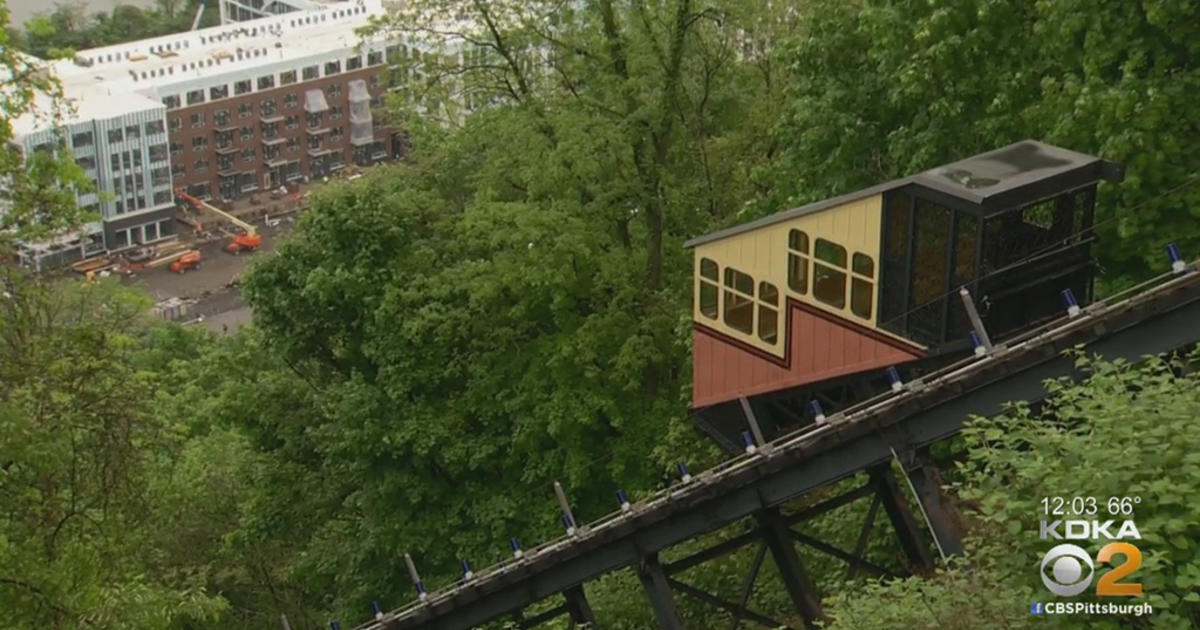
left=71, top=177, right=334, bottom=334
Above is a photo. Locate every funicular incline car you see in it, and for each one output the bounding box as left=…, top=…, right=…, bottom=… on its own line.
left=686, top=140, right=1125, bottom=451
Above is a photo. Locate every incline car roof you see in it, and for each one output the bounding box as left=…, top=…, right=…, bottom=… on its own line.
left=684, top=140, right=1123, bottom=249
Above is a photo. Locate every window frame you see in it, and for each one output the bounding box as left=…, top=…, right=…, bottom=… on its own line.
left=787, top=229, right=810, bottom=295
left=722, top=266, right=756, bottom=336
left=698, top=258, right=719, bottom=320
left=850, top=252, right=875, bottom=320
left=812, top=237, right=849, bottom=310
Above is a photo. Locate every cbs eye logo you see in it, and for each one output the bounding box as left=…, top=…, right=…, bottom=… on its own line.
left=1040, top=543, right=1143, bottom=597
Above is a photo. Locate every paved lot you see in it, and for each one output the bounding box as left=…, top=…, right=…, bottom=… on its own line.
left=123, top=219, right=296, bottom=302
left=122, top=216, right=297, bottom=333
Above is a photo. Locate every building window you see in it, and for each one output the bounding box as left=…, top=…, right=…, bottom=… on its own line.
left=186, top=89, right=204, bottom=105
left=172, top=163, right=185, bottom=177
left=324, top=60, right=341, bottom=75
left=76, top=156, right=95, bottom=170
left=110, top=153, right=120, bottom=171
left=125, top=124, right=140, bottom=140
left=108, top=128, right=123, bottom=143
left=369, top=74, right=381, bottom=89
left=261, top=98, right=276, bottom=116
left=330, top=126, right=343, bottom=141
left=787, top=229, right=809, bottom=295
left=195, top=158, right=209, bottom=172
left=286, top=137, right=299, bottom=152
left=153, top=190, right=171, bottom=205
left=330, top=105, right=343, bottom=120
left=144, top=222, right=158, bottom=241
left=192, top=136, right=208, bottom=151
left=307, top=112, right=322, bottom=128
left=285, top=114, right=299, bottom=130
left=234, top=79, right=251, bottom=95
left=145, top=120, right=164, bottom=135
left=284, top=93, right=299, bottom=108
left=258, top=74, right=275, bottom=90
left=190, top=112, right=205, bottom=128
left=302, top=65, right=318, bottom=80
left=850, top=253, right=875, bottom=319
left=170, top=141, right=183, bottom=155
left=758, top=282, right=779, bottom=344
left=72, top=131, right=93, bottom=147
left=211, top=84, right=229, bottom=100
left=168, top=117, right=182, bottom=132
left=215, top=130, right=232, bottom=149
left=149, top=143, right=168, bottom=162
left=723, top=267, right=755, bottom=335
left=308, top=134, right=321, bottom=150
left=241, top=147, right=255, bottom=162
left=281, top=70, right=297, bottom=85
left=368, top=51, right=383, bottom=66
left=813, top=238, right=848, bottom=309
left=151, top=166, right=170, bottom=186
left=698, top=258, right=718, bottom=319
left=214, top=109, right=231, bottom=127
left=238, top=102, right=252, bottom=118
left=346, top=55, right=362, bottom=70
left=163, top=95, right=181, bottom=109
left=327, top=83, right=342, bottom=98
left=217, top=154, right=233, bottom=171
left=240, top=126, right=254, bottom=141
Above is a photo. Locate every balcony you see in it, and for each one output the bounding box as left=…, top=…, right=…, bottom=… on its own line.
left=260, top=114, right=285, bottom=124
left=262, top=136, right=287, bottom=146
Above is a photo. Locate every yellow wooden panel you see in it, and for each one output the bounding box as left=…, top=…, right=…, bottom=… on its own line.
left=692, top=193, right=920, bottom=355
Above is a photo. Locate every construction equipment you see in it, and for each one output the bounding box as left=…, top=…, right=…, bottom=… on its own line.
left=169, top=250, right=203, bottom=273
left=174, top=189, right=263, bottom=254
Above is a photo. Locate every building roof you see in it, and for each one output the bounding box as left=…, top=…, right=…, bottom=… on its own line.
left=684, top=140, right=1124, bottom=248
left=11, top=0, right=401, bottom=137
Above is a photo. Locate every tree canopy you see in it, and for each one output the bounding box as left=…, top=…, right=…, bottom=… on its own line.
left=3, top=0, right=1200, bottom=628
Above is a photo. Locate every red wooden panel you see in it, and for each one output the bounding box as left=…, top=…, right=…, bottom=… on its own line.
left=692, top=299, right=922, bottom=408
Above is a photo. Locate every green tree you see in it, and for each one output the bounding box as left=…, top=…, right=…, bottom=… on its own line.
left=821, top=350, right=1200, bottom=629
left=765, top=0, right=1200, bottom=291
left=0, top=0, right=96, bottom=251
left=240, top=0, right=795, bottom=617
left=0, top=280, right=229, bottom=628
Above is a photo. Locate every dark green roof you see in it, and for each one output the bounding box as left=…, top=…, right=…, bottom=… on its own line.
left=685, top=140, right=1123, bottom=248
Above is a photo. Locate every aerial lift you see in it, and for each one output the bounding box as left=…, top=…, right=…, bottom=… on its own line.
left=174, top=188, right=263, bottom=254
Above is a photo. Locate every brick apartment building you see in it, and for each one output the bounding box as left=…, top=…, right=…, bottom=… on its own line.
left=10, top=0, right=419, bottom=268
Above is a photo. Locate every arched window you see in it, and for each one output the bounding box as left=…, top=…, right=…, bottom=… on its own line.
left=851, top=252, right=875, bottom=319
left=813, top=238, right=847, bottom=309
left=758, top=282, right=779, bottom=344
left=788, top=229, right=808, bottom=294
left=698, top=258, right=718, bottom=319
left=723, top=267, right=755, bottom=335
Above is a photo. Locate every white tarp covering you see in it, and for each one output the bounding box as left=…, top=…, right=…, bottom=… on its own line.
left=347, top=79, right=374, bottom=146
left=303, top=88, right=329, bottom=113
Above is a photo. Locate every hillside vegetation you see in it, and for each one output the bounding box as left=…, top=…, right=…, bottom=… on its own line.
left=2, top=0, right=1199, bottom=628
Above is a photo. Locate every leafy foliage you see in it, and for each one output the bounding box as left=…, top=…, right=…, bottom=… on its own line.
left=821, top=351, right=1200, bottom=629
left=766, top=0, right=1200, bottom=291
left=6, top=0, right=219, bottom=60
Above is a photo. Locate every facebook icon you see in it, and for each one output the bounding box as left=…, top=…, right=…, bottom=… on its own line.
left=1030, top=602, right=1044, bottom=615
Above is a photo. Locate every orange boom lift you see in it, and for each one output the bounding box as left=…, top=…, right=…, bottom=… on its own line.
left=174, top=188, right=263, bottom=254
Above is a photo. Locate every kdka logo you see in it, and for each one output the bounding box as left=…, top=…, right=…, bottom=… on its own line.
left=1038, top=520, right=1143, bottom=597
